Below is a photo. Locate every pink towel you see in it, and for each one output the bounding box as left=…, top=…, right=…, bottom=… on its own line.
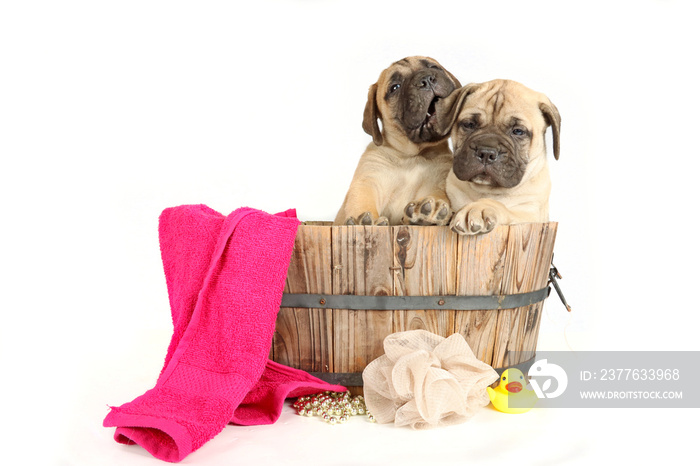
left=104, top=205, right=344, bottom=462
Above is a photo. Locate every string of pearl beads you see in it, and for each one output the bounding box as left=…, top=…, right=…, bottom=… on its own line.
left=293, top=391, right=376, bottom=424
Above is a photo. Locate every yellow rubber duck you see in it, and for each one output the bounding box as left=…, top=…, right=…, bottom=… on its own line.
left=487, top=368, right=538, bottom=414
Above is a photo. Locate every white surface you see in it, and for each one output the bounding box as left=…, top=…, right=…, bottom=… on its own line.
left=58, top=330, right=695, bottom=465
left=2, top=0, right=699, bottom=464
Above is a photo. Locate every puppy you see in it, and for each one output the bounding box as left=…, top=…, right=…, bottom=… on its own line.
left=334, top=56, right=461, bottom=226
left=436, top=79, right=561, bottom=235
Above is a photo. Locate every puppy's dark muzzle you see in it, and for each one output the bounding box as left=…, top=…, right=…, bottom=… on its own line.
left=453, top=132, right=518, bottom=185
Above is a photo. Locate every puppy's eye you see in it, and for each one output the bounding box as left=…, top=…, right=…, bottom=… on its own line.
left=389, top=83, right=401, bottom=93
left=460, top=120, right=477, bottom=131
left=512, top=127, right=527, bottom=136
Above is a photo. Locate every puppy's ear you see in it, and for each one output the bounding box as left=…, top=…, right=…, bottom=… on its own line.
left=362, top=83, right=383, bottom=146
left=444, top=69, right=462, bottom=89
left=539, top=99, right=561, bottom=160
left=435, top=83, right=478, bottom=136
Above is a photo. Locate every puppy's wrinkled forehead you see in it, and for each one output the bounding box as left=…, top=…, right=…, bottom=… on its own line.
left=392, top=56, right=439, bottom=71
left=464, top=80, right=547, bottom=127
left=380, top=57, right=440, bottom=83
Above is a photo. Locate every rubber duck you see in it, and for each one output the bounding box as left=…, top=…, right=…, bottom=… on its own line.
left=487, top=368, right=538, bottom=414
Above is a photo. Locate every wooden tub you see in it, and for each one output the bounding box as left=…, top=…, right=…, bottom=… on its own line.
left=271, top=222, right=557, bottom=393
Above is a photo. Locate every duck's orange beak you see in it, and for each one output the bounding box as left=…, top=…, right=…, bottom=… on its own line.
left=506, top=381, right=522, bottom=393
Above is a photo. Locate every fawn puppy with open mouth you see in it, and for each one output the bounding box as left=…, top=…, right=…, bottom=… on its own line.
left=335, top=56, right=461, bottom=226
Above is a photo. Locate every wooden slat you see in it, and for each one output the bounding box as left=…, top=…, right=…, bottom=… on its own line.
left=331, top=226, right=393, bottom=384
left=391, top=225, right=457, bottom=334
left=520, top=303, right=544, bottom=363
left=492, top=223, right=557, bottom=368
left=273, top=225, right=333, bottom=372
left=454, top=225, right=509, bottom=366
left=519, top=224, right=558, bottom=361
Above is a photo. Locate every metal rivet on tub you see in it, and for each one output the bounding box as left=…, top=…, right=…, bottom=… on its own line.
left=438, top=299, right=445, bottom=306
left=319, top=298, right=326, bottom=305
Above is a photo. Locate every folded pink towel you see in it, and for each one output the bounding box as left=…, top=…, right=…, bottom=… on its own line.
left=104, top=205, right=344, bottom=462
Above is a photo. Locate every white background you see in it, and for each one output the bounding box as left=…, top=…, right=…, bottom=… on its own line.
left=1, top=0, right=698, bottom=464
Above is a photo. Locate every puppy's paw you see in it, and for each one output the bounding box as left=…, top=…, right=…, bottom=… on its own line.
left=450, top=202, right=499, bottom=235
left=345, top=212, right=389, bottom=226
left=403, top=197, right=452, bottom=226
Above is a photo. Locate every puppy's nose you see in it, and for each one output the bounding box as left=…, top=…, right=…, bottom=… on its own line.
left=420, top=75, right=435, bottom=88
left=475, top=147, right=501, bottom=164
left=415, top=72, right=436, bottom=89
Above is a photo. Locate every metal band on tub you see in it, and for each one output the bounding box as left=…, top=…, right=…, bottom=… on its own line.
left=280, top=286, right=550, bottom=311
